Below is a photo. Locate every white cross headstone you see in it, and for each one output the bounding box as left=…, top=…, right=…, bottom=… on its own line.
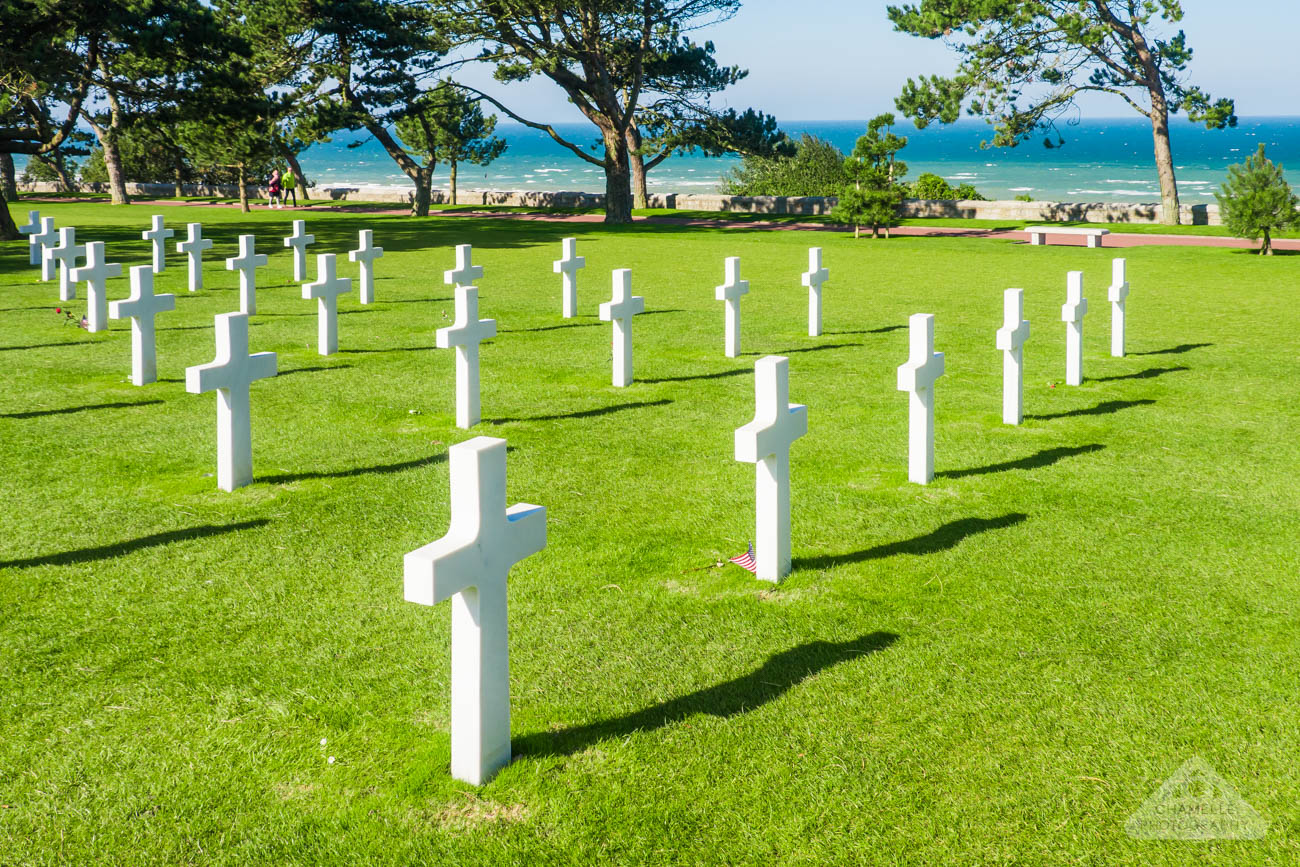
left=109, top=265, right=175, bottom=386
left=69, top=241, right=122, bottom=332
left=348, top=229, right=384, bottom=305
left=30, top=217, right=58, bottom=271
left=896, top=314, right=945, bottom=485
left=142, top=214, right=174, bottom=274
left=185, top=312, right=277, bottom=491
left=284, top=219, right=315, bottom=282
left=553, top=237, right=585, bottom=318
left=18, top=211, right=42, bottom=265
left=45, top=227, right=85, bottom=301
left=445, top=243, right=483, bottom=290
left=598, top=269, right=645, bottom=387
left=225, top=235, right=268, bottom=315
left=995, top=289, right=1031, bottom=426
left=715, top=256, right=749, bottom=358
left=176, top=222, right=214, bottom=292
left=802, top=247, right=830, bottom=337
left=735, top=355, right=808, bottom=582
left=1062, top=271, right=1087, bottom=386
left=302, top=253, right=352, bottom=356
left=437, top=289, right=496, bottom=429
left=404, top=436, right=546, bottom=786
left=1108, top=258, right=1129, bottom=358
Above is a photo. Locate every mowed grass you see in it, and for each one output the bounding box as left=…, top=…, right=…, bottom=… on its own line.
left=1, top=202, right=1298, bottom=865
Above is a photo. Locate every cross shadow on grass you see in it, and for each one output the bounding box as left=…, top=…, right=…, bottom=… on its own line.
left=382, top=296, right=451, bottom=305
left=503, top=321, right=601, bottom=334
left=514, top=631, right=898, bottom=759
left=742, top=342, right=862, bottom=357
left=641, top=368, right=747, bottom=385
left=0, top=519, right=270, bottom=569
left=339, top=346, right=434, bottom=354
left=1026, top=398, right=1155, bottom=421
left=489, top=398, right=671, bottom=425
left=1131, top=343, right=1212, bottom=356
left=0, top=341, right=91, bottom=352
left=2, top=398, right=164, bottom=419
left=793, top=513, right=1028, bottom=571
left=937, top=445, right=1105, bottom=480
left=259, top=453, right=445, bottom=484
left=278, top=364, right=354, bottom=377
left=827, top=325, right=906, bottom=336
left=1091, top=366, right=1189, bottom=383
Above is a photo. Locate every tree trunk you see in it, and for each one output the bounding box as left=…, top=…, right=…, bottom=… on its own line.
left=284, top=148, right=310, bottom=201
left=0, top=153, right=17, bottom=202
left=450, top=158, right=458, bottom=206
left=52, top=153, right=76, bottom=192
left=173, top=158, right=184, bottom=198
left=627, top=127, right=648, bottom=209
left=0, top=164, right=19, bottom=240
left=854, top=224, right=860, bottom=239
left=1149, top=99, right=1180, bottom=226
left=237, top=163, right=249, bottom=212
left=100, top=126, right=130, bottom=204
left=603, top=127, right=633, bottom=224
left=1262, top=228, right=1272, bottom=255
left=412, top=164, right=433, bottom=217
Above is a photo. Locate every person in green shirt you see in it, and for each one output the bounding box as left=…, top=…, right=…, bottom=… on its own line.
left=282, top=170, right=298, bottom=207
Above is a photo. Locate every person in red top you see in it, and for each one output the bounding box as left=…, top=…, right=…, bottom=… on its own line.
left=267, top=168, right=283, bottom=209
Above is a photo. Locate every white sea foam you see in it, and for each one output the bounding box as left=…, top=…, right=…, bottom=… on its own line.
left=1009, top=187, right=1034, bottom=192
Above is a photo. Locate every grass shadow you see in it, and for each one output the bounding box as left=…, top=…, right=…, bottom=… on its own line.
left=1026, top=398, right=1156, bottom=421
left=514, top=632, right=898, bottom=759
left=794, top=513, right=1028, bottom=571
left=503, top=321, right=601, bottom=334
left=1131, top=343, right=1212, bottom=356
left=640, top=368, right=748, bottom=384
left=260, top=453, right=445, bottom=485
left=489, top=398, right=671, bottom=425
left=2, top=399, right=164, bottom=420
left=937, top=445, right=1105, bottom=480
left=741, top=342, right=862, bottom=357
left=339, top=346, right=434, bottom=354
left=826, top=325, right=906, bottom=336
left=278, top=364, right=354, bottom=377
left=0, top=341, right=92, bottom=352
left=1091, top=366, right=1189, bottom=383
left=0, top=519, right=270, bottom=569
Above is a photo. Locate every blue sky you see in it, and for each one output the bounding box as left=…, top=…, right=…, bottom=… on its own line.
left=457, top=1, right=1299, bottom=123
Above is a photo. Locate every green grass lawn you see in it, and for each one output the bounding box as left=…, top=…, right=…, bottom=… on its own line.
left=2, top=202, right=1297, bottom=864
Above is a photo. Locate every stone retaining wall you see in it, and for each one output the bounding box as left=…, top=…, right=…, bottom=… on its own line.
left=16, top=180, right=1221, bottom=226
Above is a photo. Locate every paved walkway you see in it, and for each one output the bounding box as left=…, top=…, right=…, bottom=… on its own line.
left=20, top=195, right=1297, bottom=251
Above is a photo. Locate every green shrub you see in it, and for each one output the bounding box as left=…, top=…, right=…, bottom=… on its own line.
left=1216, top=143, right=1298, bottom=255
left=720, top=134, right=848, bottom=197
left=907, top=172, right=986, bottom=201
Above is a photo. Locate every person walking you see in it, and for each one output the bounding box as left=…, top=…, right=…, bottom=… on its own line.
left=282, top=169, right=298, bottom=207
left=267, top=168, right=283, bottom=209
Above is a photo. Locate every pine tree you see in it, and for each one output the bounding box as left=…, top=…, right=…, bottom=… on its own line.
left=1216, top=144, right=1298, bottom=256
left=395, top=82, right=506, bottom=206
left=832, top=114, right=908, bottom=239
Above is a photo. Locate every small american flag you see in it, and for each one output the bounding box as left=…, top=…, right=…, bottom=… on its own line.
left=729, top=543, right=756, bottom=574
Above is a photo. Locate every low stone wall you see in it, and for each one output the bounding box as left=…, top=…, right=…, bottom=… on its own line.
left=16, top=180, right=1221, bottom=226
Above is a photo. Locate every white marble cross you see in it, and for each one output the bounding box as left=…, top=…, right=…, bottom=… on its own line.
left=30, top=217, right=57, bottom=271
left=109, top=265, right=175, bottom=386
left=1061, top=271, right=1087, bottom=386
left=715, top=256, right=749, bottom=358
left=142, top=214, right=174, bottom=274
left=176, top=222, right=214, bottom=292
left=735, top=355, right=808, bottom=582
left=1108, top=258, right=1129, bottom=358
left=45, top=227, right=85, bottom=301
left=598, top=269, right=645, bottom=387
left=302, top=253, right=352, bottom=356
left=69, top=241, right=122, bottom=332
left=995, top=289, right=1031, bottom=426
left=896, top=314, right=945, bottom=485
left=802, top=247, right=830, bottom=337
left=553, top=237, right=585, bottom=318
left=348, top=229, right=384, bottom=304
left=226, top=235, right=268, bottom=315
left=437, top=283, right=497, bottom=429
left=404, top=436, right=546, bottom=786
left=284, top=219, right=315, bottom=282
left=18, top=211, right=42, bottom=265
left=445, top=243, right=484, bottom=290
left=185, top=312, right=277, bottom=491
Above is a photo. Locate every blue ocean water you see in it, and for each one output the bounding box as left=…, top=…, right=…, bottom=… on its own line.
left=299, top=117, right=1300, bottom=204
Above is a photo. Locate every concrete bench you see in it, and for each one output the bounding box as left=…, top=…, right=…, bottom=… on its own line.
left=1026, top=226, right=1111, bottom=248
